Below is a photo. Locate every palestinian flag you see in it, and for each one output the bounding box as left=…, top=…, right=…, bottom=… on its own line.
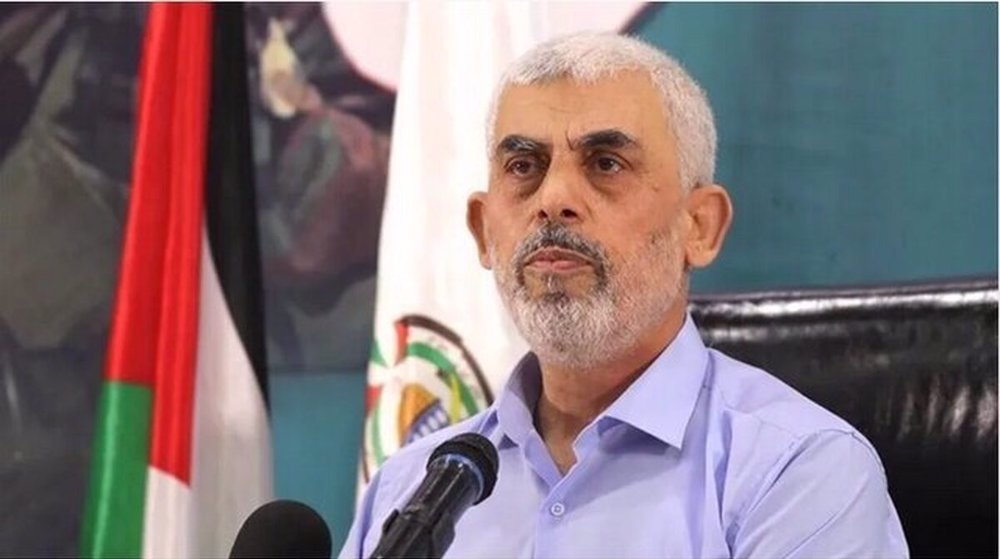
left=80, top=4, right=272, bottom=558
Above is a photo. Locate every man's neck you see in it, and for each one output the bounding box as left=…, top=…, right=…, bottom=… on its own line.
left=533, top=303, right=688, bottom=474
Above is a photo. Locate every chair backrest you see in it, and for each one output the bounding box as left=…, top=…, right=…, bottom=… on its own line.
left=690, top=279, right=998, bottom=559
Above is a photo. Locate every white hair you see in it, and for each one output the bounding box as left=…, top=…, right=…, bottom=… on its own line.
left=487, top=31, right=717, bottom=190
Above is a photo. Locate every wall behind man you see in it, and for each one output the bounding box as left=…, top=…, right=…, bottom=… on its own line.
left=636, top=3, right=998, bottom=292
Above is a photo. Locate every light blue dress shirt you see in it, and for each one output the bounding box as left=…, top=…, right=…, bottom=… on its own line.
left=341, top=314, right=909, bottom=558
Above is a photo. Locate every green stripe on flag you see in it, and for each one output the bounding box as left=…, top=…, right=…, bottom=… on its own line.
left=80, top=381, right=152, bottom=558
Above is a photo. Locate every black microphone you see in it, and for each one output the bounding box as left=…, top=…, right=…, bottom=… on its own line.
left=229, top=499, right=332, bottom=558
left=370, top=433, right=499, bottom=559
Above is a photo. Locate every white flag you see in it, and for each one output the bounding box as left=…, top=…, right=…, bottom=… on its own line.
left=362, top=0, right=645, bottom=481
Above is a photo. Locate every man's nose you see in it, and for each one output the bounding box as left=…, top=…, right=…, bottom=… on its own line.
left=534, top=162, right=585, bottom=225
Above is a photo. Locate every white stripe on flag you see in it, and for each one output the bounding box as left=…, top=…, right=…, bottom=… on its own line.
left=141, top=231, right=272, bottom=559
left=191, top=229, right=273, bottom=558
left=142, top=467, right=192, bottom=559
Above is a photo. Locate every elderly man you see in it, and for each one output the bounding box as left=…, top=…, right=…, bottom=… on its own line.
left=341, top=32, right=908, bottom=558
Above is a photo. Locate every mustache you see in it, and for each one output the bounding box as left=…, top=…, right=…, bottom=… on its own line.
left=512, top=224, right=609, bottom=276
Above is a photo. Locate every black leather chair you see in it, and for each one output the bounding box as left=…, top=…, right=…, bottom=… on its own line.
left=690, top=279, right=998, bottom=558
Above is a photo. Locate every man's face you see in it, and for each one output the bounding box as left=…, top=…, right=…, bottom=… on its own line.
left=470, top=70, right=693, bottom=367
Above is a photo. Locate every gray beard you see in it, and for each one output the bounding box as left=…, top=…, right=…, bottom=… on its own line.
left=491, top=223, right=685, bottom=370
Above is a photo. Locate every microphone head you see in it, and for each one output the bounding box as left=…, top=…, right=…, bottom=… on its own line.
left=428, top=433, right=499, bottom=504
left=229, top=499, right=331, bottom=558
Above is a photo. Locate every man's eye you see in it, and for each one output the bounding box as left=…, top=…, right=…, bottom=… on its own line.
left=593, top=156, right=624, bottom=174
left=506, top=158, right=539, bottom=177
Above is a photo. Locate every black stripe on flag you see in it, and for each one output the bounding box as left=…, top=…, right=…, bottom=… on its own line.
left=205, top=3, right=269, bottom=406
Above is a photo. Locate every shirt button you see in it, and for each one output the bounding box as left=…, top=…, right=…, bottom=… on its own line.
left=549, top=502, right=566, bottom=517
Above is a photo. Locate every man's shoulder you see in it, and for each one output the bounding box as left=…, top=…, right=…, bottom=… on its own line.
left=703, top=350, right=891, bottom=532
left=705, top=348, right=867, bottom=446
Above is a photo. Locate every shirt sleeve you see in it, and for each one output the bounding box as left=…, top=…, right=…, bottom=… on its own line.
left=337, top=469, right=384, bottom=559
left=731, top=430, right=909, bottom=559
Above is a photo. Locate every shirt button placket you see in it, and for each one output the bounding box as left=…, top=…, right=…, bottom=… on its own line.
left=535, top=498, right=567, bottom=558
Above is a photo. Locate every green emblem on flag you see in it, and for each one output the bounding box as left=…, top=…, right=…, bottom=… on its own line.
left=363, top=315, right=493, bottom=480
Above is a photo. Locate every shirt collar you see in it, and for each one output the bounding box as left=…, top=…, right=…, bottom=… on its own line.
left=486, top=313, right=709, bottom=450
left=600, top=313, right=708, bottom=449
left=488, top=352, right=542, bottom=447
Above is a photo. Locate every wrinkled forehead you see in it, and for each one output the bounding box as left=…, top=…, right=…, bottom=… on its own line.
left=491, top=70, right=671, bottom=153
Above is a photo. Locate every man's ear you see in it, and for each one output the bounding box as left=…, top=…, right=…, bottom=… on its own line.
left=683, top=184, right=733, bottom=269
left=467, top=191, right=492, bottom=269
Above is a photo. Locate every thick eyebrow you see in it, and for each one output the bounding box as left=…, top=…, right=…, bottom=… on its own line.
left=495, top=134, right=550, bottom=159
left=569, top=129, right=639, bottom=151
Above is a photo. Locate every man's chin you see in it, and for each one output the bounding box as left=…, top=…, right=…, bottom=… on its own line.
left=521, top=292, right=595, bottom=311
left=521, top=281, right=597, bottom=303
left=522, top=269, right=599, bottom=296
